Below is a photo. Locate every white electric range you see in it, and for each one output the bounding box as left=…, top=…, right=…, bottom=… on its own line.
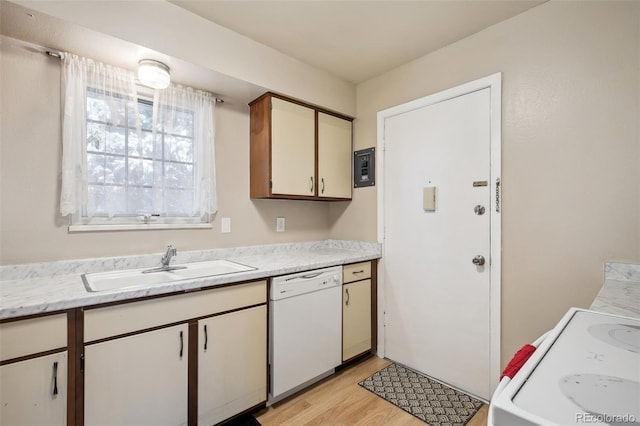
left=490, top=308, right=640, bottom=425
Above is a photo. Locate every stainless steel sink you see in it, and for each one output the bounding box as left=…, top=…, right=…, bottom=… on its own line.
left=82, top=260, right=257, bottom=292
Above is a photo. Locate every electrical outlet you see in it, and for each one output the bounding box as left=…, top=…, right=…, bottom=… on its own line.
left=221, top=217, right=231, bottom=233
left=276, top=217, right=285, bottom=232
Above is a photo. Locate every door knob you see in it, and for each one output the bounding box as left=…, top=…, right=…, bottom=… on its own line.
left=472, top=255, right=486, bottom=266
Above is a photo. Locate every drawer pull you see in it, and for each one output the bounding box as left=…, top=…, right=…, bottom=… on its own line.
left=179, top=331, right=184, bottom=359
left=346, top=288, right=350, bottom=306
left=204, top=325, right=208, bottom=352
left=352, top=270, right=365, bottom=274
left=52, top=361, right=59, bottom=396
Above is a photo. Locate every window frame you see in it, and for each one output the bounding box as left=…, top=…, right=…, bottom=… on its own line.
left=69, top=86, right=212, bottom=232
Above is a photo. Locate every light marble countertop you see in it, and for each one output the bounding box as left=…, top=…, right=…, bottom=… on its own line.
left=590, top=261, right=640, bottom=319
left=0, top=240, right=381, bottom=320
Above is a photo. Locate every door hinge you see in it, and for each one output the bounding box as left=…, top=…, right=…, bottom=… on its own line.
left=269, top=180, right=273, bottom=189
left=80, top=353, right=84, bottom=372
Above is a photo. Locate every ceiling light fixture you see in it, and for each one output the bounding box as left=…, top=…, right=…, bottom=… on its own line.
left=138, top=59, right=170, bottom=89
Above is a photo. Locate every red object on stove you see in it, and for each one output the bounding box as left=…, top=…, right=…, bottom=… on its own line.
left=500, top=344, right=536, bottom=379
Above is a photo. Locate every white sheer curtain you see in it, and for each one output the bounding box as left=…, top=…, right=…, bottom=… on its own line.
left=60, top=54, right=139, bottom=217
left=152, top=85, right=217, bottom=218
left=60, top=53, right=217, bottom=223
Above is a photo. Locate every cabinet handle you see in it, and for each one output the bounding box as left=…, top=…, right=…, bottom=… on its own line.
left=321, top=178, right=325, bottom=194
left=179, top=331, right=184, bottom=359
left=310, top=176, right=314, bottom=193
left=345, top=288, right=350, bottom=306
left=52, top=361, right=59, bottom=396
left=204, top=324, right=208, bottom=352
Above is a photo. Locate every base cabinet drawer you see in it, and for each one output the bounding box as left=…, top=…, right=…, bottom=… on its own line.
left=0, top=313, right=67, bottom=361
left=0, top=352, right=67, bottom=426
left=343, top=262, right=371, bottom=284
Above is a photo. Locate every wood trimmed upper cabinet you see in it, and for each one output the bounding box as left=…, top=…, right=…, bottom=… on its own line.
left=318, top=112, right=353, bottom=199
left=250, top=93, right=353, bottom=200
left=270, top=98, right=316, bottom=197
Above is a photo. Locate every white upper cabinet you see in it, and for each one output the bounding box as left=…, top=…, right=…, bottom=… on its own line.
left=318, top=112, right=352, bottom=199
left=250, top=93, right=353, bottom=200
left=271, top=98, right=316, bottom=196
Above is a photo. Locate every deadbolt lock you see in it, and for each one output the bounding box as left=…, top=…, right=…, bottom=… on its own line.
left=474, top=205, right=486, bottom=215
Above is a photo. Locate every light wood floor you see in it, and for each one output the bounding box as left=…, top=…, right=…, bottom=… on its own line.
left=255, top=356, right=488, bottom=426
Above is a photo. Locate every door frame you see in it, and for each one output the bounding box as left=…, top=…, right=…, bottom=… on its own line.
left=376, top=73, right=502, bottom=393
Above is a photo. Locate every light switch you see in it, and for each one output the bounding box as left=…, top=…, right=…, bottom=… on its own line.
left=276, top=217, right=285, bottom=232
left=423, top=187, right=436, bottom=211
left=221, top=217, right=231, bottom=233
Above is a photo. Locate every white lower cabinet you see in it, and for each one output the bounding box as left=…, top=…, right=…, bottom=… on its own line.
left=198, top=305, right=267, bottom=426
left=84, top=324, right=189, bottom=426
left=342, top=279, right=372, bottom=361
left=0, top=351, right=68, bottom=426
left=82, top=281, right=267, bottom=426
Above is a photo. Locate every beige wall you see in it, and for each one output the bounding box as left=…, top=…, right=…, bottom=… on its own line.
left=0, top=38, right=331, bottom=264
left=331, top=1, right=640, bottom=365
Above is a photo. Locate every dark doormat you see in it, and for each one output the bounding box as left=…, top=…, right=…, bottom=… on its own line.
left=223, top=413, right=261, bottom=426
left=358, top=363, right=483, bottom=426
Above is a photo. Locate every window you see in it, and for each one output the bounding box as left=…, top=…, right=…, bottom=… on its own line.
left=60, top=54, right=217, bottom=231
left=86, top=91, right=196, bottom=218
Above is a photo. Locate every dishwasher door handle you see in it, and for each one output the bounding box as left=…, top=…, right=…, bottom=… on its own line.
left=285, top=272, right=322, bottom=281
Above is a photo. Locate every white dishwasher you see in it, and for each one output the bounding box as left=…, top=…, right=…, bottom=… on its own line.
left=269, top=266, right=342, bottom=405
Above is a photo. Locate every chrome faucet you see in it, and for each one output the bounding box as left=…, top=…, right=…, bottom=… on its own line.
left=142, top=245, right=184, bottom=274
left=161, top=245, right=177, bottom=267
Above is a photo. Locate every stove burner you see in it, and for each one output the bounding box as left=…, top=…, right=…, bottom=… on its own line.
left=559, top=374, right=640, bottom=424
left=588, top=323, right=640, bottom=353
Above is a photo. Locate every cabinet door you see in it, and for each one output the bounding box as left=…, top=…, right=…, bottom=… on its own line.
left=0, top=352, right=67, bottom=426
left=271, top=97, right=316, bottom=196
left=343, top=280, right=372, bottom=361
left=318, top=112, right=352, bottom=199
left=198, top=305, right=267, bottom=426
left=84, top=324, right=188, bottom=426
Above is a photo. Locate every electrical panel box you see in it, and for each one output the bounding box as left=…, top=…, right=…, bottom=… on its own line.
left=354, top=147, right=375, bottom=188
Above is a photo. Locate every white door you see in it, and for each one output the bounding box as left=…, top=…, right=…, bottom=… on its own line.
left=342, top=280, right=372, bottom=361
left=271, top=97, right=316, bottom=196
left=380, top=76, right=501, bottom=400
left=317, top=112, right=352, bottom=199
left=0, top=352, right=67, bottom=426
left=84, top=324, right=188, bottom=426
left=198, top=306, right=267, bottom=426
